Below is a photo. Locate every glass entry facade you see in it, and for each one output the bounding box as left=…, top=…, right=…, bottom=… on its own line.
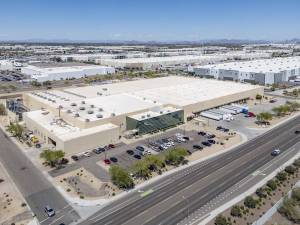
left=126, top=110, right=184, bottom=135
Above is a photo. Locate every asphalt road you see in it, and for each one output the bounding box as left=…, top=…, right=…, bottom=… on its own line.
left=79, top=115, right=300, bottom=225
left=0, top=129, right=80, bottom=225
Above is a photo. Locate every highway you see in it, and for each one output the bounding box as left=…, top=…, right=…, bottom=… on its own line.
left=80, top=116, right=300, bottom=225
left=0, top=128, right=80, bottom=225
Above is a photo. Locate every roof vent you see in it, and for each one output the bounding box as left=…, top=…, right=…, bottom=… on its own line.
left=85, top=118, right=90, bottom=122
left=74, top=113, right=79, bottom=117
left=66, top=109, right=72, bottom=113
left=87, top=110, right=94, bottom=114
left=141, top=115, right=146, bottom=119
left=71, top=103, right=77, bottom=106
left=97, top=92, right=102, bottom=96
left=147, top=114, right=151, bottom=117
left=160, top=111, right=163, bottom=114
left=79, top=106, right=85, bottom=110
left=103, top=88, right=108, bottom=91
left=90, top=104, right=94, bottom=108
left=81, top=100, right=85, bottom=104
left=99, top=108, right=103, bottom=112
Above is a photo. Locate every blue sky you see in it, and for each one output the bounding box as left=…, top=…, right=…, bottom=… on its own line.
left=0, top=0, right=299, bottom=41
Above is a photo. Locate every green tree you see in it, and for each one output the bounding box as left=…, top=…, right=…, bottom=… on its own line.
left=292, top=188, right=300, bottom=202
left=131, top=160, right=151, bottom=179
left=293, top=158, right=300, bottom=168
left=30, top=80, right=41, bottom=87
left=109, top=165, right=134, bottom=189
left=256, top=94, right=263, bottom=100
left=144, top=155, right=165, bottom=171
left=0, top=103, right=6, bottom=115
left=214, top=214, right=231, bottom=225
left=257, top=112, right=273, bottom=122
left=256, top=187, right=267, bottom=198
left=286, top=101, right=300, bottom=112
left=285, top=166, right=297, bottom=175
left=230, top=205, right=242, bottom=217
left=278, top=197, right=300, bottom=223
left=6, top=122, right=24, bottom=139
left=276, top=171, right=287, bottom=182
left=40, top=150, right=65, bottom=167
left=267, top=179, right=277, bottom=191
left=164, top=147, right=188, bottom=166
left=244, top=196, right=257, bottom=209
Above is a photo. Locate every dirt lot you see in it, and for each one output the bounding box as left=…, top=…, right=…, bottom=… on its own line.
left=0, top=163, right=31, bottom=225
left=55, top=167, right=120, bottom=199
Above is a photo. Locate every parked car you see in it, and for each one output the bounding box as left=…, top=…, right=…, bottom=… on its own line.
left=126, top=149, right=134, bottom=155
left=271, top=149, right=281, bottom=156
left=198, top=131, right=206, bottom=136
left=183, top=136, right=190, bottom=141
left=208, top=139, right=216, bottom=144
left=93, top=148, right=103, bottom=154
left=83, top=151, right=91, bottom=157
left=108, top=144, right=115, bottom=148
left=136, top=146, right=145, bottom=151
left=193, top=145, right=203, bottom=150
left=134, top=154, right=142, bottom=159
left=295, top=130, right=300, bottom=134
left=202, top=141, right=211, bottom=147
left=110, top=157, right=118, bottom=163
left=269, top=99, right=277, bottom=103
left=216, top=126, right=223, bottom=130
left=248, top=112, right=256, bottom=117
left=71, top=155, right=79, bottom=161
left=44, top=205, right=55, bottom=217
left=60, top=158, right=69, bottom=164
left=206, top=134, right=216, bottom=139
left=104, top=159, right=111, bottom=164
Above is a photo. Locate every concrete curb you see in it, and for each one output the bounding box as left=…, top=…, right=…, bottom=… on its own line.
left=198, top=148, right=300, bottom=225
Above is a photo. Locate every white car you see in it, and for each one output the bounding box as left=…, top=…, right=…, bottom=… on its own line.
left=83, top=151, right=91, bottom=157
left=271, top=149, right=281, bottom=156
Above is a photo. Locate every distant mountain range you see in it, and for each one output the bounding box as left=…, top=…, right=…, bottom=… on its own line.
left=0, top=38, right=299, bottom=45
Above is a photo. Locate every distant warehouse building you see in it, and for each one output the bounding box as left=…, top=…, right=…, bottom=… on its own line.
left=193, top=57, right=300, bottom=85
left=21, top=63, right=115, bottom=82
left=22, top=76, right=263, bottom=155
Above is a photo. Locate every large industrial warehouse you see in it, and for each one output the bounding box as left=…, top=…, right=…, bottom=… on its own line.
left=193, top=56, right=300, bottom=85
left=22, top=76, right=263, bottom=154
left=21, top=63, right=115, bottom=82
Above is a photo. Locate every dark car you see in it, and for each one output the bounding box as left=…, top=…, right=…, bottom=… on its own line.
left=223, top=128, right=229, bottom=132
left=206, top=134, right=216, bottom=139
left=216, top=126, right=223, bottom=130
left=108, top=144, right=115, bottom=148
left=183, top=136, right=190, bottom=141
left=60, top=158, right=69, bottom=164
left=44, top=205, right=55, bottom=217
left=198, top=131, right=206, bottom=136
left=110, top=157, right=118, bottom=163
left=126, top=149, right=134, bottom=155
left=295, top=130, right=300, bottom=134
left=208, top=139, right=216, bottom=144
left=136, top=146, right=145, bottom=151
left=134, top=154, right=142, bottom=159
left=193, top=145, right=203, bottom=150
left=202, top=141, right=212, bottom=147
left=71, top=155, right=79, bottom=161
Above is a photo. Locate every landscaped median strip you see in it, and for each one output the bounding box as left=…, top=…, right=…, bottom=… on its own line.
left=141, top=189, right=154, bottom=197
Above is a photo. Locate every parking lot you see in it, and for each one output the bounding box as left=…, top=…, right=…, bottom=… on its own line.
left=49, top=127, right=232, bottom=181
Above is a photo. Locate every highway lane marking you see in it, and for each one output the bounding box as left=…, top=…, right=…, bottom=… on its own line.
left=48, top=215, right=65, bottom=225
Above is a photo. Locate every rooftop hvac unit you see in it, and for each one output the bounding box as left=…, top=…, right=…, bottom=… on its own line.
left=90, top=104, right=94, bottom=108
left=81, top=100, right=85, bottom=104
left=143, top=98, right=146, bottom=100
left=87, top=110, right=94, bottom=114
left=99, top=108, right=103, bottom=112
left=52, top=100, right=56, bottom=103
left=66, top=109, right=72, bottom=113
left=160, top=111, right=163, bottom=114
left=141, top=115, right=146, bottom=119
left=79, top=107, right=85, bottom=110
left=74, top=113, right=80, bottom=117
left=103, top=88, right=108, bottom=91
left=97, top=92, right=102, bottom=96
left=111, top=113, right=116, bottom=117
left=147, top=114, right=151, bottom=117
left=85, top=118, right=90, bottom=122
left=96, top=114, right=103, bottom=118
left=64, top=99, right=69, bottom=101
left=71, top=103, right=77, bottom=106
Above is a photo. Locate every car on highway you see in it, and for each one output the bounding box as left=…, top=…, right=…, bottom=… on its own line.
left=104, top=159, right=111, bottom=164
left=126, top=149, right=134, bottom=155
left=271, top=149, right=281, bottom=156
left=110, top=157, right=118, bottom=163
left=44, top=205, right=55, bottom=217
left=134, top=154, right=142, bottom=159
left=193, top=145, right=203, bottom=150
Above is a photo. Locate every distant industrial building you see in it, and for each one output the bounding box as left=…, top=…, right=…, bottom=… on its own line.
left=193, top=57, right=300, bottom=85
left=23, top=76, right=263, bottom=154
left=0, top=60, right=22, bottom=71
left=21, top=62, right=115, bottom=82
